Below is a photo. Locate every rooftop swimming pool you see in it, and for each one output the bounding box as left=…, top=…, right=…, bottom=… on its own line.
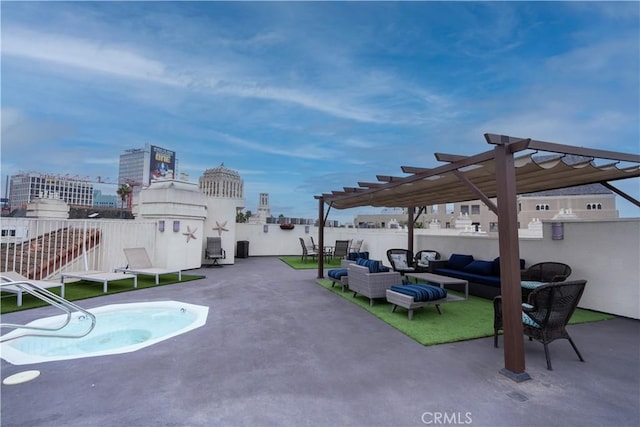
left=0, top=301, right=209, bottom=365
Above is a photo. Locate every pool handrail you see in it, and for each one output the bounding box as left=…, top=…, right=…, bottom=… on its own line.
left=0, top=282, right=96, bottom=342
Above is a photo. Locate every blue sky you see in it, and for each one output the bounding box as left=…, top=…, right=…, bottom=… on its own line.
left=2, top=1, right=639, bottom=223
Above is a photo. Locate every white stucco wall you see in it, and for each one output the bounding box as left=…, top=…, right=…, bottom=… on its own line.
left=135, top=181, right=207, bottom=270
left=202, top=198, right=240, bottom=266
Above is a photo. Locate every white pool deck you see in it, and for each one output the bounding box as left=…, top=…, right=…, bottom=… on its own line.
left=1, top=256, right=638, bottom=427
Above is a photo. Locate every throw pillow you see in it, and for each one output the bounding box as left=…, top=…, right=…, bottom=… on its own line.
left=448, top=254, right=474, bottom=270
left=463, top=260, right=494, bottom=276
left=419, top=251, right=438, bottom=266
left=390, top=253, right=408, bottom=269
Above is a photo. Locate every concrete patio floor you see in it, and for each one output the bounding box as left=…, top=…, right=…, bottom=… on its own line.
left=1, top=256, right=638, bottom=427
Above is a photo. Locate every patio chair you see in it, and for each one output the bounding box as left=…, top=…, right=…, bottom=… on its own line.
left=115, top=248, right=182, bottom=285
left=349, top=239, right=363, bottom=253
left=520, top=262, right=572, bottom=301
left=299, top=237, right=318, bottom=263
left=414, top=250, right=441, bottom=272
left=309, top=236, right=320, bottom=252
left=204, top=237, right=226, bottom=267
left=386, top=248, right=415, bottom=275
left=348, top=259, right=402, bottom=306
left=521, top=262, right=571, bottom=283
left=332, top=240, right=351, bottom=260
left=493, top=280, right=587, bottom=370
left=1, top=271, right=65, bottom=306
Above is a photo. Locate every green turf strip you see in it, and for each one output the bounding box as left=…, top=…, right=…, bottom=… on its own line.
left=0, top=274, right=204, bottom=314
left=279, top=256, right=346, bottom=269
left=316, top=279, right=614, bottom=346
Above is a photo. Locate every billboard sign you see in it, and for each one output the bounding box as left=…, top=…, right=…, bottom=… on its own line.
left=150, top=145, right=175, bottom=182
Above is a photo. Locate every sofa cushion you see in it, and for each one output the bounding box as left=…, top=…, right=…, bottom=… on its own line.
left=356, top=258, right=388, bottom=273
left=463, top=260, right=494, bottom=276
left=448, top=254, right=474, bottom=270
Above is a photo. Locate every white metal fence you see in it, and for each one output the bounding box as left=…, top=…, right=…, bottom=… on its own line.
left=1, top=218, right=157, bottom=280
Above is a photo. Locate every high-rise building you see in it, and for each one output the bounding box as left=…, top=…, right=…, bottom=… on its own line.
left=8, top=173, right=94, bottom=211
left=118, top=144, right=177, bottom=193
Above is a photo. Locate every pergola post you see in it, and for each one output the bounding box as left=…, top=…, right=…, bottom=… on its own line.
left=494, top=142, right=530, bottom=382
left=317, top=197, right=325, bottom=279
left=407, top=206, right=415, bottom=253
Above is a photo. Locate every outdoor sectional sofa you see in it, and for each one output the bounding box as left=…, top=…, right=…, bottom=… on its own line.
left=428, top=254, right=525, bottom=298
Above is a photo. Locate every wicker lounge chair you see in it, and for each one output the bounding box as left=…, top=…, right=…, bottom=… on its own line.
left=494, top=280, right=587, bottom=370
left=348, top=260, right=402, bottom=306
left=115, top=248, right=182, bottom=285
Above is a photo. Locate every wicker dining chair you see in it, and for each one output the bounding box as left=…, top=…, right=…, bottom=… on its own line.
left=493, top=280, right=587, bottom=370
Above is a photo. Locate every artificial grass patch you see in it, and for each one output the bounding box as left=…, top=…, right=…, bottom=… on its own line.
left=316, top=279, right=614, bottom=346
left=0, top=273, right=205, bottom=314
left=279, top=256, right=345, bottom=270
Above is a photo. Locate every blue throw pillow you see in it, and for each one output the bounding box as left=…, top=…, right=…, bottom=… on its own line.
left=448, top=254, right=474, bottom=270
left=463, top=260, right=494, bottom=276
left=357, top=258, right=382, bottom=273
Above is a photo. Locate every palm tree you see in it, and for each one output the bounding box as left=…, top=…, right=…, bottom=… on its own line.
left=116, top=184, right=132, bottom=218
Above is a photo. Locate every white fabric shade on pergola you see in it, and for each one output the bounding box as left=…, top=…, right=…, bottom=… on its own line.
left=315, top=133, right=640, bottom=381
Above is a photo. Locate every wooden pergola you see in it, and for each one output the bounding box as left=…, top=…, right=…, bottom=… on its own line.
left=315, top=133, right=640, bottom=380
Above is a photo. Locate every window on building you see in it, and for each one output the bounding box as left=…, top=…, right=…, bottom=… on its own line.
left=461, top=205, right=469, bottom=215
left=489, top=222, right=499, bottom=232
left=471, top=204, right=480, bottom=215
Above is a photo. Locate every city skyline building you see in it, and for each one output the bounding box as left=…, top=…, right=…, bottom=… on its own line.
left=118, top=144, right=177, bottom=195
left=198, top=163, right=244, bottom=199
left=355, top=184, right=618, bottom=230
left=8, top=172, right=94, bottom=211
left=92, top=189, right=119, bottom=208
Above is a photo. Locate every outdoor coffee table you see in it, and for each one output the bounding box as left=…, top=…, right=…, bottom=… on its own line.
left=405, top=272, right=468, bottom=301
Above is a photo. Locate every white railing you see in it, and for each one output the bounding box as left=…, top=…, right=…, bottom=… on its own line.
left=1, top=218, right=157, bottom=280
